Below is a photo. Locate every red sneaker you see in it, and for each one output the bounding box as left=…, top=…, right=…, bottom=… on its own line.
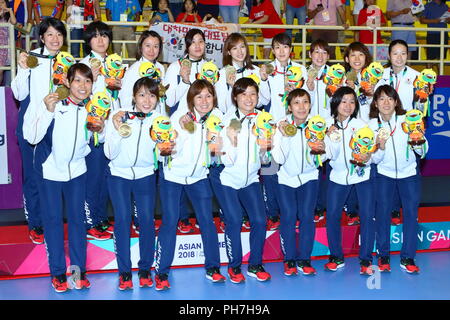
left=324, top=256, right=345, bottom=271
left=247, top=265, right=271, bottom=281
left=347, top=213, right=360, bottom=226
left=100, top=220, right=114, bottom=234
left=206, top=267, right=226, bottom=283
left=400, top=258, right=420, bottom=274
left=155, top=274, right=170, bottom=291
left=297, top=260, right=317, bottom=275
left=228, top=267, right=246, bottom=284
left=29, top=227, right=44, bottom=245
left=242, top=218, right=250, bottom=230
left=87, top=226, right=111, bottom=241
left=378, top=257, right=391, bottom=272
left=360, top=260, right=374, bottom=275
left=391, top=211, right=401, bottom=226
left=138, top=270, right=153, bottom=288
left=283, top=261, right=298, bottom=276
left=52, top=274, right=68, bottom=293
left=177, top=220, right=195, bottom=234
left=267, top=217, right=280, bottom=231
left=314, top=209, right=325, bottom=223
left=75, top=273, right=91, bottom=290
left=118, top=272, right=133, bottom=290
left=219, top=220, right=226, bottom=233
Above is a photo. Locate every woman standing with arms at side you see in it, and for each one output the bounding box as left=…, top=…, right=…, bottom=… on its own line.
left=368, top=85, right=426, bottom=273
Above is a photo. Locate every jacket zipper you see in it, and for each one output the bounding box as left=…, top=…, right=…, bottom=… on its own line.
left=388, top=122, right=398, bottom=179
left=131, top=120, right=143, bottom=180
left=186, top=125, right=204, bottom=184
left=297, top=127, right=304, bottom=186
left=244, top=120, right=251, bottom=187
left=341, top=123, right=349, bottom=185
left=68, top=107, right=80, bottom=180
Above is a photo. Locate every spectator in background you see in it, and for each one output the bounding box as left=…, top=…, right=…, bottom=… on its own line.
left=353, top=0, right=364, bottom=25
left=0, top=0, right=16, bottom=85
left=357, top=0, right=388, bottom=60
left=169, top=0, right=183, bottom=20
left=150, top=0, right=175, bottom=23
left=308, top=0, right=348, bottom=60
left=105, top=0, right=141, bottom=59
left=283, top=0, right=307, bottom=39
left=420, top=0, right=450, bottom=69
left=219, top=0, right=243, bottom=24
left=386, top=0, right=416, bottom=60
left=246, top=0, right=286, bottom=59
left=66, top=0, right=101, bottom=58
left=197, top=0, right=219, bottom=20
left=27, top=0, right=65, bottom=49
left=175, top=0, right=201, bottom=23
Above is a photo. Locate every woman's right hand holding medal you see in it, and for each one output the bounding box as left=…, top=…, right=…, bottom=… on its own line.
left=112, top=111, right=127, bottom=131
left=44, top=93, right=60, bottom=113
left=18, top=52, right=30, bottom=70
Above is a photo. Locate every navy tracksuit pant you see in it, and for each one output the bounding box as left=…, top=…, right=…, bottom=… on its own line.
left=326, top=179, right=375, bottom=262
left=108, top=174, right=157, bottom=274
left=84, top=140, right=109, bottom=229
left=38, top=174, right=87, bottom=276
left=375, top=173, right=420, bottom=259
left=218, top=182, right=267, bottom=268
left=277, top=180, right=319, bottom=261
left=155, top=178, right=220, bottom=275
left=261, top=172, right=280, bottom=219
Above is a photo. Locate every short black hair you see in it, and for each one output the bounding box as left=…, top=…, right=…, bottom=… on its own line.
left=38, top=17, right=67, bottom=49
left=84, top=21, right=113, bottom=51
left=330, top=86, right=359, bottom=120
left=272, top=32, right=292, bottom=49
left=67, top=63, right=94, bottom=83
left=136, top=30, right=163, bottom=60
left=184, top=28, right=205, bottom=56
left=231, top=77, right=259, bottom=107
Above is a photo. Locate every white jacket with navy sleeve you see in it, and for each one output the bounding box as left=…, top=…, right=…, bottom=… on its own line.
left=104, top=109, right=160, bottom=180
left=368, top=114, right=427, bottom=179
left=272, top=115, right=329, bottom=188
left=28, top=98, right=102, bottom=182
left=163, top=107, right=224, bottom=185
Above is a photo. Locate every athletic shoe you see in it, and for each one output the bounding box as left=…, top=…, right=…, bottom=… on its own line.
left=297, top=260, right=317, bottom=275
left=75, top=272, right=91, bottom=290
left=228, top=267, right=246, bottom=284
left=118, top=272, right=133, bottom=290
left=206, top=267, right=226, bottom=283
left=283, top=260, right=298, bottom=276
left=242, top=217, right=250, bottom=230
left=347, top=212, right=360, bottom=226
left=400, top=258, right=420, bottom=274
left=360, top=260, right=374, bottom=275
left=29, top=227, right=44, bottom=245
left=133, top=223, right=140, bottom=234
left=391, top=211, right=401, bottom=226
left=155, top=273, right=170, bottom=291
left=177, top=219, right=195, bottom=234
left=314, top=209, right=325, bottom=223
left=267, top=216, right=280, bottom=231
left=324, top=256, right=345, bottom=271
left=154, top=219, right=160, bottom=232
left=52, top=274, right=68, bottom=293
left=100, top=220, right=114, bottom=234
left=138, top=270, right=153, bottom=288
left=87, top=226, right=111, bottom=241
left=378, top=256, right=391, bottom=272
left=247, top=265, right=271, bottom=282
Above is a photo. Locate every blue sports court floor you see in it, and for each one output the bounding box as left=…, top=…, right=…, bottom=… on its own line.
left=1, top=251, right=449, bottom=300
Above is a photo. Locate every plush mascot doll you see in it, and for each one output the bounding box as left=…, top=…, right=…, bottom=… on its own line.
left=413, top=69, right=437, bottom=116
left=204, top=114, right=224, bottom=166
left=138, top=61, right=169, bottom=103
left=401, top=109, right=427, bottom=160
left=196, top=61, right=220, bottom=85
left=323, top=63, right=346, bottom=97
left=360, top=62, right=384, bottom=96
left=252, top=110, right=276, bottom=162
left=85, top=91, right=112, bottom=146
left=349, top=126, right=377, bottom=176
left=53, top=51, right=75, bottom=86
left=305, top=115, right=327, bottom=167
left=101, top=53, right=126, bottom=91
left=150, top=116, right=178, bottom=168
left=281, top=65, right=305, bottom=110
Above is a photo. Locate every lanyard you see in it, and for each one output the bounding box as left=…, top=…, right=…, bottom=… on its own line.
left=188, top=110, right=211, bottom=124
left=128, top=111, right=153, bottom=120
left=291, top=114, right=307, bottom=129
left=235, top=109, right=257, bottom=123
left=389, top=67, right=408, bottom=92
left=377, top=114, right=397, bottom=136
left=334, top=117, right=350, bottom=130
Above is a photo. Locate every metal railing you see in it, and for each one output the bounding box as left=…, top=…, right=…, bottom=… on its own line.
left=2, top=21, right=450, bottom=81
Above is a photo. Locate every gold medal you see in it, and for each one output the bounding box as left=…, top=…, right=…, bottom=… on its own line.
left=329, top=130, right=342, bottom=143
left=89, top=58, right=102, bottom=69
left=118, top=123, right=132, bottom=138
left=225, top=65, right=236, bottom=78
left=307, top=67, right=319, bottom=80
left=55, top=86, right=70, bottom=100
left=181, top=59, right=192, bottom=69
left=284, top=124, right=298, bottom=136
left=264, top=63, right=274, bottom=76
left=26, top=55, right=38, bottom=69
left=346, top=70, right=358, bottom=82
left=184, top=120, right=196, bottom=133
left=377, top=127, right=390, bottom=141
left=229, top=118, right=242, bottom=132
